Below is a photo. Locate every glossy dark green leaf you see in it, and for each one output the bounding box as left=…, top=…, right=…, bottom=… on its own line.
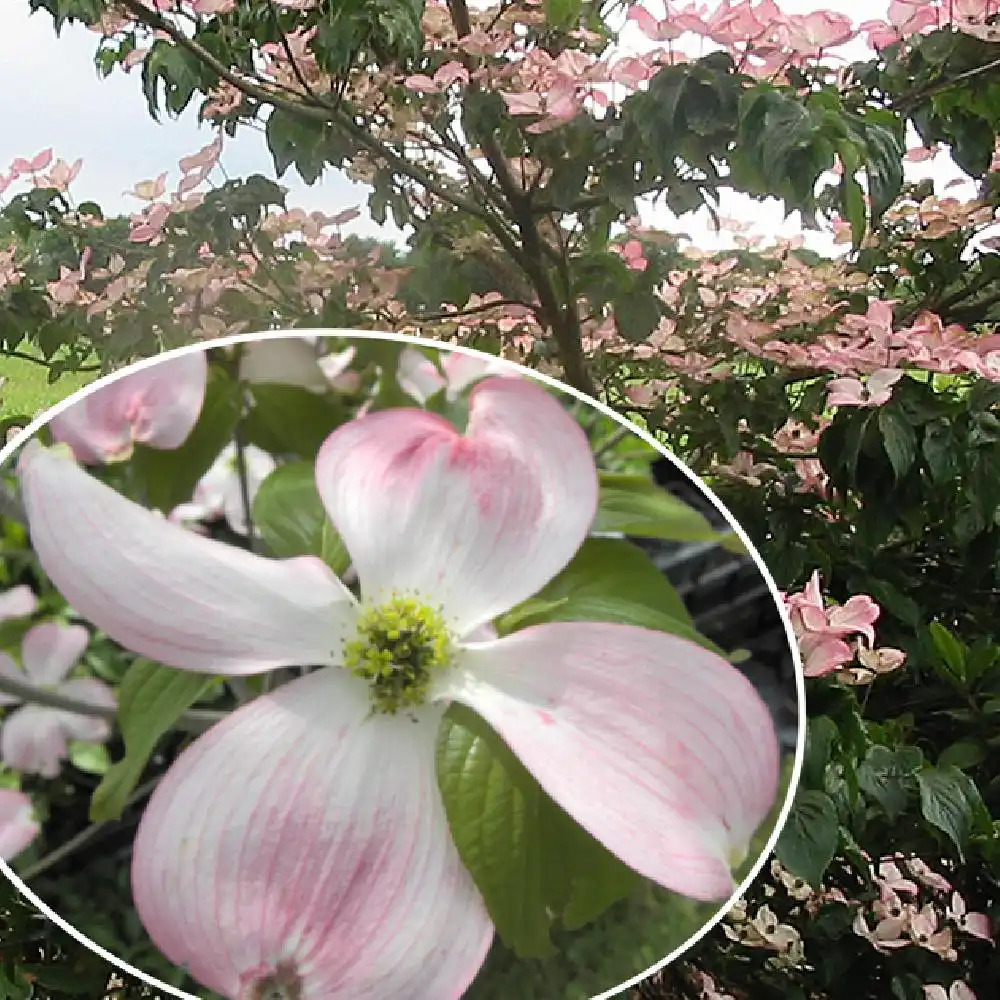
left=775, top=789, right=839, bottom=888
left=857, top=745, right=922, bottom=822
left=916, top=764, right=986, bottom=857
left=878, top=408, right=917, bottom=480
left=497, top=537, right=702, bottom=642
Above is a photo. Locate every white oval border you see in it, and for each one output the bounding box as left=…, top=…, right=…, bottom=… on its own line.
left=0, top=328, right=807, bottom=1000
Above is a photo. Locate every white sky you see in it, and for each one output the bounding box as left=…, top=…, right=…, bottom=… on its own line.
left=0, top=0, right=980, bottom=256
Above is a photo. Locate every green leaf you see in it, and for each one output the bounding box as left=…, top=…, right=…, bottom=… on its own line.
left=131, top=366, right=242, bottom=514
left=916, top=764, right=984, bottom=857
left=436, top=703, right=639, bottom=957
left=868, top=579, right=922, bottom=629
left=320, top=518, right=352, bottom=577
left=801, top=716, right=838, bottom=790
left=90, top=659, right=216, bottom=822
left=252, top=461, right=352, bottom=574
left=68, top=741, right=111, bottom=776
left=775, top=789, right=839, bottom=888
left=922, top=419, right=957, bottom=483
left=612, top=288, right=661, bottom=342
left=928, top=622, right=967, bottom=682
left=878, top=408, right=917, bottom=479
left=938, top=741, right=987, bottom=771
left=252, top=461, right=326, bottom=558
left=592, top=472, right=719, bottom=543
left=498, top=537, right=709, bottom=648
left=243, top=384, right=346, bottom=458
left=857, top=745, right=922, bottom=822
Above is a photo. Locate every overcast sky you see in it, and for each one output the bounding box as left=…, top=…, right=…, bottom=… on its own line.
left=0, top=0, right=977, bottom=256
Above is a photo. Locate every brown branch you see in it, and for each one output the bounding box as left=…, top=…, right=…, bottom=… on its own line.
left=0, top=672, right=222, bottom=734
left=416, top=296, right=540, bottom=324
left=445, top=0, right=595, bottom=394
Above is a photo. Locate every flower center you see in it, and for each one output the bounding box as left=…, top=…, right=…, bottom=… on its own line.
left=343, top=595, right=453, bottom=715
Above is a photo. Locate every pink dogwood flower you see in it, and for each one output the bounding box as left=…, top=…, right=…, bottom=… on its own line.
left=826, top=369, right=905, bottom=408
left=0, top=788, right=39, bottom=861
left=49, top=352, right=208, bottom=464
left=396, top=347, right=517, bottom=404
left=0, top=623, right=116, bottom=778
left=18, top=375, right=779, bottom=1000
left=170, top=443, right=277, bottom=536
left=947, top=891, right=993, bottom=942
left=906, top=857, right=953, bottom=893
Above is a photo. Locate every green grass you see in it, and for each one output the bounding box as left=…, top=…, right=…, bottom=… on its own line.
left=0, top=351, right=97, bottom=422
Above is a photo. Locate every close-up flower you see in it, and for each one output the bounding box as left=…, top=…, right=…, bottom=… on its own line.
left=4, top=336, right=788, bottom=1000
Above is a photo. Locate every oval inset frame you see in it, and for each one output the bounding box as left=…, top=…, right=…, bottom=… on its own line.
left=0, top=329, right=806, bottom=1000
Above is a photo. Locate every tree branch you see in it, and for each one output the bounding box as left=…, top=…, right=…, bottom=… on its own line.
left=0, top=673, right=223, bottom=734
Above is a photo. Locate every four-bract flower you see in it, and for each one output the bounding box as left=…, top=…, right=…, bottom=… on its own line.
left=0, top=622, right=116, bottom=777
left=18, top=375, right=779, bottom=1000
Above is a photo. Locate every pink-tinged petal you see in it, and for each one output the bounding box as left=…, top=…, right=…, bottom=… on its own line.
left=441, top=353, right=519, bottom=400
left=445, top=622, right=780, bottom=901
left=239, top=338, right=329, bottom=392
left=799, top=632, right=854, bottom=677
left=962, top=912, right=993, bottom=941
left=826, top=378, right=865, bottom=408
left=49, top=351, right=208, bottom=463
left=1, top=706, right=69, bottom=778
left=397, top=346, right=447, bottom=404
left=56, top=678, right=117, bottom=743
left=49, top=400, right=132, bottom=464
left=0, top=788, right=38, bottom=861
left=20, top=622, right=89, bottom=687
left=132, top=668, right=493, bottom=1000
left=827, top=595, right=880, bottom=645
left=867, top=368, right=905, bottom=396
left=316, top=377, right=598, bottom=633
left=124, top=351, right=209, bottom=449
left=0, top=585, right=37, bottom=622
left=18, top=443, right=356, bottom=675
left=318, top=346, right=358, bottom=391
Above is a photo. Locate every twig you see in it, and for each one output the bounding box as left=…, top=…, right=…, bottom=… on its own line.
left=0, top=673, right=223, bottom=734
left=593, top=424, right=634, bottom=460
left=233, top=432, right=257, bottom=554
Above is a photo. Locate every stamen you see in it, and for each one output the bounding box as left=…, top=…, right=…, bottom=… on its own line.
left=343, top=595, right=453, bottom=714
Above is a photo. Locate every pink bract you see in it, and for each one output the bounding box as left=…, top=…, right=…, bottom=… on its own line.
left=49, top=351, right=208, bottom=464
